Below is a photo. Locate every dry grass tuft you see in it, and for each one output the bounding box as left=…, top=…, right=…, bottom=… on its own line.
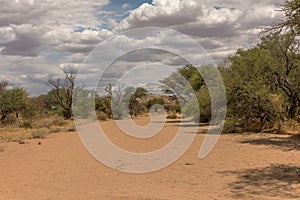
left=0, top=115, right=75, bottom=142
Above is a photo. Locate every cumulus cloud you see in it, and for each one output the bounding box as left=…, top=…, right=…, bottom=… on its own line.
left=0, top=0, right=110, bottom=27
left=0, top=0, right=287, bottom=94
left=0, top=0, right=112, bottom=57
left=114, top=0, right=284, bottom=60
left=115, top=0, right=202, bottom=31
left=0, top=0, right=113, bottom=94
left=44, top=28, right=112, bottom=53
left=1, top=24, right=43, bottom=57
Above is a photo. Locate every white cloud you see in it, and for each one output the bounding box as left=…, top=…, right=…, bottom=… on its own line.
left=122, top=3, right=131, bottom=9
left=115, top=0, right=201, bottom=31
left=0, top=0, right=112, bottom=57
left=0, top=0, right=287, bottom=94
left=114, top=0, right=284, bottom=60
left=0, top=0, right=113, bottom=94
left=44, top=27, right=113, bottom=53
left=0, top=0, right=110, bottom=27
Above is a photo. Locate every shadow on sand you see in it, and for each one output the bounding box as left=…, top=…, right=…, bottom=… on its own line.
left=240, top=134, right=300, bottom=151
left=165, top=120, right=210, bottom=131
left=220, top=164, right=300, bottom=199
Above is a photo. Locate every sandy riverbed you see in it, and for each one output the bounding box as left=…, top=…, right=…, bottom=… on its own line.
left=0, top=118, right=300, bottom=199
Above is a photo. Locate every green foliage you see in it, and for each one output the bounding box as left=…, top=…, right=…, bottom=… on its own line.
left=72, top=89, right=95, bottom=118
left=197, top=87, right=211, bottom=123
left=161, top=64, right=208, bottom=121
left=134, top=87, right=148, bottom=99
left=95, top=92, right=113, bottom=119
left=124, top=86, right=148, bottom=117
left=0, top=86, right=28, bottom=121
left=220, top=47, right=285, bottom=131
left=161, top=65, right=205, bottom=105
left=102, top=85, right=148, bottom=119
left=166, top=113, right=177, bottom=119
left=146, top=98, right=165, bottom=111
left=260, top=33, right=300, bottom=119
left=96, top=111, right=108, bottom=121
left=219, top=0, right=300, bottom=130
left=168, top=103, right=181, bottom=113
left=178, top=64, right=205, bottom=91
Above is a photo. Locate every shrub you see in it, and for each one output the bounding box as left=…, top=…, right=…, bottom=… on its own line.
left=97, top=111, right=107, bottom=121
left=167, top=113, right=177, bottom=119
left=32, top=130, right=47, bottom=139
left=0, top=114, right=18, bottom=127
left=20, top=121, right=33, bottom=129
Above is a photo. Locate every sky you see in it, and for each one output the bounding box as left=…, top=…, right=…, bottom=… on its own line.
left=0, top=0, right=285, bottom=95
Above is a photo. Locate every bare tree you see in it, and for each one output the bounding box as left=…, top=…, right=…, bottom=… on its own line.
left=48, top=69, right=77, bottom=119
left=102, top=84, right=112, bottom=118
left=0, top=81, right=8, bottom=91
left=263, top=0, right=300, bottom=35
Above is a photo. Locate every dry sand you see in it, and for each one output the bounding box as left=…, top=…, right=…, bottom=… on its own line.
left=0, top=118, right=300, bottom=200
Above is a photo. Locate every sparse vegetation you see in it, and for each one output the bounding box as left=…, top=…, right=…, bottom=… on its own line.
left=167, top=113, right=177, bottom=119
left=0, top=0, right=299, bottom=143
left=0, top=114, right=74, bottom=142
left=159, top=0, right=300, bottom=133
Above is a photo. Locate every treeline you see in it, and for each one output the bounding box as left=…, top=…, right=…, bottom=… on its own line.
left=164, top=0, right=300, bottom=132
left=94, top=85, right=179, bottom=120
left=0, top=74, right=178, bottom=127
left=222, top=0, right=300, bottom=132
left=0, top=79, right=73, bottom=127
left=0, top=0, right=299, bottom=134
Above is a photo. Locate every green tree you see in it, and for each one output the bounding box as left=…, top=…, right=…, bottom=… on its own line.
left=260, top=33, right=300, bottom=119
left=146, top=98, right=165, bottom=111
left=161, top=64, right=208, bottom=121
left=124, top=86, right=148, bottom=118
left=161, top=65, right=205, bottom=104
left=261, top=0, right=300, bottom=119
left=0, top=84, right=28, bottom=121
left=221, top=48, right=281, bottom=131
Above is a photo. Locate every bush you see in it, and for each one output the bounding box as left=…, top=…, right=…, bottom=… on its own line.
left=223, top=118, right=245, bottom=133
left=49, top=127, right=60, bottom=133
left=170, top=103, right=181, bottom=113
left=20, top=121, right=33, bottom=129
left=167, top=113, right=177, bottom=119
left=197, top=87, right=211, bottom=123
left=32, top=130, right=47, bottom=139
left=35, top=116, right=68, bottom=129
left=0, top=114, right=18, bottom=127
left=97, top=111, right=107, bottom=121
left=67, top=126, right=76, bottom=132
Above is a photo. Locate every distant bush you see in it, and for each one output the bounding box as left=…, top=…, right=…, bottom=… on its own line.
left=20, top=121, right=33, bottom=129
left=34, top=116, right=68, bottom=129
left=169, top=103, right=181, bottom=113
left=97, top=111, right=108, bottom=121
left=0, top=114, right=18, bottom=127
left=32, top=130, right=47, bottom=139
left=223, top=118, right=245, bottom=133
left=167, top=113, right=177, bottom=119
